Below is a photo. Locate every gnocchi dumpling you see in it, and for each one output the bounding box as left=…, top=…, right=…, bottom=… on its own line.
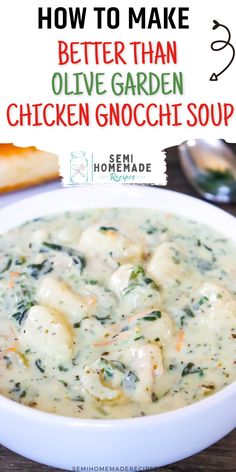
left=117, top=287, right=162, bottom=318
left=19, top=305, right=73, bottom=362
left=111, top=308, right=174, bottom=347
left=122, top=344, right=164, bottom=403
left=79, top=225, right=142, bottom=263
left=140, top=310, right=174, bottom=346
left=193, top=282, right=236, bottom=327
left=109, top=264, right=138, bottom=298
left=31, top=228, right=49, bottom=246
left=80, top=344, right=164, bottom=404
left=37, top=277, right=90, bottom=323
left=147, top=241, right=187, bottom=286
left=80, top=363, right=120, bottom=401
left=54, top=225, right=80, bottom=244
left=109, top=264, right=162, bottom=315
left=78, top=317, right=106, bottom=339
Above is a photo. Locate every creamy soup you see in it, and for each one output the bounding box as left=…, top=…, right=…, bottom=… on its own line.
left=0, top=208, right=235, bottom=419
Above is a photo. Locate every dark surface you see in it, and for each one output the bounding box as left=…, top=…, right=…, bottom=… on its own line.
left=0, top=146, right=235, bottom=471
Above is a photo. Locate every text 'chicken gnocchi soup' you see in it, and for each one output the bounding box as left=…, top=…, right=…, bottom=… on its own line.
left=0, top=208, right=235, bottom=418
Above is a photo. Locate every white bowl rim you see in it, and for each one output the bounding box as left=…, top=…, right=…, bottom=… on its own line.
left=0, top=184, right=235, bottom=428
left=0, top=184, right=236, bottom=236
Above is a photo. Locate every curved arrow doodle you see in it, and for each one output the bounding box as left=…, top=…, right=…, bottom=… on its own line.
left=210, top=20, right=235, bottom=81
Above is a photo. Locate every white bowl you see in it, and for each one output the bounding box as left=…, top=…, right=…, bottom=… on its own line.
left=0, top=185, right=235, bottom=470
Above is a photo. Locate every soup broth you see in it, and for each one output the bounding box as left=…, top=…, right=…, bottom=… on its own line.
left=0, top=208, right=235, bottom=418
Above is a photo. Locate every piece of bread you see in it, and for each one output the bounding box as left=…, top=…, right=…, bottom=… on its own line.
left=0, top=143, right=60, bottom=193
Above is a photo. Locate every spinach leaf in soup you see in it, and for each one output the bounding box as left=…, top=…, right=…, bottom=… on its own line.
left=42, top=242, right=86, bottom=273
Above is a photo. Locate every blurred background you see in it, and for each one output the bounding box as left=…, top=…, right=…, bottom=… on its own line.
left=0, top=140, right=236, bottom=214
left=166, top=140, right=236, bottom=216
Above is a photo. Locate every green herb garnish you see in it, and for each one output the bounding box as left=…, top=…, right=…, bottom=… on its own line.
left=42, top=242, right=86, bottom=272
left=19, top=390, right=27, bottom=399
left=27, top=260, right=53, bottom=279
left=9, top=382, right=21, bottom=394
left=58, top=365, right=69, bottom=372
left=182, top=362, right=204, bottom=377
left=0, top=258, right=12, bottom=274
left=73, top=322, right=81, bottom=328
left=143, top=310, right=162, bottom=321
left=15, top=256, right=26, bottom=266
left=72, top=395, right=85, bottom=402
left=99, top=226, right=118, bottom=232
left=59, top=380, right=68, bottom=387
left=151, top=392, right=158, bottom=402
left=130, top=265, right=145, bottom=280
left=183, top=307, right=195, bottom=318
left=103, top=366, right=114, bottom=378
left=198, top=296, right=209, bottom=306
left=12, top=301, right=34, bottom=325
left=95, top=314, right=111, bottom=325
left=35, top=359, right=45, bottom=373
left=101, top=358, right=126, bottom=373
left=3, top=356, right=12, bottom=369
left=122, top=370, right=140, bottom=391
left=134, top=335, right=144, bottom=341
